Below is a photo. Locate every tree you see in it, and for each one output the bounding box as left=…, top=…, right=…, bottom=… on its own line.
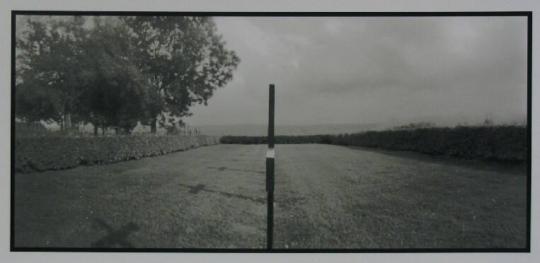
left=122, top=16, right=240, bottom=133
left=16, top=16, right=240, bottom=135
left=78, top=17, right=146, bottom=135
left=16, top=16, right=89, bottom=130
left=17, top=17, right=147, bottom=135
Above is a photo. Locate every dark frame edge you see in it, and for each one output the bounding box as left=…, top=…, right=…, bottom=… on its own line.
left=526, top=11, right=533, bottom=253
left=10, top=10, right=533, bottom=17
left=10, top=10, right=16, bottom=252
left=9, top=247, right=531, bottom=253
left=9, top=10, right=533, bottom=253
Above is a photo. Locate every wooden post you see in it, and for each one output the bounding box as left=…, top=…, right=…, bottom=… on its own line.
left=266, top=84, right=275, bottom=250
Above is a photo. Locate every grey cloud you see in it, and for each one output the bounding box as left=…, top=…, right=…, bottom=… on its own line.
left=188, top=16, right=527, bottom=127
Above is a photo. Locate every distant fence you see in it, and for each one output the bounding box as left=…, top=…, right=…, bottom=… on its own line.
left=15, top=135, right=220, bottom=173
left=220, top=125, right=527, bottom=163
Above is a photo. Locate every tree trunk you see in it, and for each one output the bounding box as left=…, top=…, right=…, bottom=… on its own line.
left=93, top=124, right=98, bottom=136
left=65, top=113, right=72, bottom=130
left=150, top=118, right=157, bottom=134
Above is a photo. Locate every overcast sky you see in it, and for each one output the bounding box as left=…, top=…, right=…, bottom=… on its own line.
left=187, top=16, right=527, bottom=127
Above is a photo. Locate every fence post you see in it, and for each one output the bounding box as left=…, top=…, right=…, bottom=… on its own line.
left=266, top=84, right=275, bottom=250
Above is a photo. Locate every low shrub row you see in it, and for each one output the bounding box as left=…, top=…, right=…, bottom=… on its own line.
left=15, top=135, right=219, bottom=173
left=329, top=126, right=527, bottom=162
left=220, top=135, right=331, bottom=144
left=220, top=125, right=527, bottom=163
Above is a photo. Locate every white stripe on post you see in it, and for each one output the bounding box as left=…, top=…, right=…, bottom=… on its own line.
left=266, top=148, right=275, bottom=159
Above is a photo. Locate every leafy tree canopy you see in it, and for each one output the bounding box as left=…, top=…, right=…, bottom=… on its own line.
left=16, top=16, right=240, bottom=134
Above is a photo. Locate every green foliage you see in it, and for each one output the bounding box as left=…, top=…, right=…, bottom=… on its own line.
left=121, top=16, right=240, bottom=129
left=16, top=17, right=88, bottom=124
left=15, top=122, right=51, bottom=137
left=328, top=125, right=526, bottom=162
left=220, top=125, right=527, bottom=163
left=78, top=19, right=146, bottom=133
left=15, top=135, right=219, bottom=173
left=220, top=135, right=332, bottom=144
left=16, top=16, right=240, bottom=133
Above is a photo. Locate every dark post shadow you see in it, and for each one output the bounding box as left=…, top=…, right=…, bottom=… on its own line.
left=91, top=218, right=140, bottom=248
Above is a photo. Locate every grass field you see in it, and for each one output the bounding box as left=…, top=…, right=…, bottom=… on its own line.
left=14, top=144, right=267, bottom=248
left=14, top=144, right=527, bottom=249
left=273, top=144, right=526, bottom=249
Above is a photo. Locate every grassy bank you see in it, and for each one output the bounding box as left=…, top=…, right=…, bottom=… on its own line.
left=220, top=125, right=527, bottom=163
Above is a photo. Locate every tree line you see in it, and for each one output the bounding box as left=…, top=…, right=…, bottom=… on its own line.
left=16, top=16, right=240, bottom=135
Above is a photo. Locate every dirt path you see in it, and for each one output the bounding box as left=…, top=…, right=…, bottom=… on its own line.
left=14, top=144, right=527, bottom=249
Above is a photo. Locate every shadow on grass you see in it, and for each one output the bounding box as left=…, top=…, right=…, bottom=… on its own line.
left=178, top=183, right=266, bottom=204
left=207, top=166, right=265, bottom=174
left=91, top=218, right=140, bottom=248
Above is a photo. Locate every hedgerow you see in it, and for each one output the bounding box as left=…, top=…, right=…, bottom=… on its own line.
left=329, top=126, right=526, bottom=162
left=220, top=135, right=331, bottom=144
left=15, top=135, right=219, bottom=173
left=220, top=125, right=527, bottom=163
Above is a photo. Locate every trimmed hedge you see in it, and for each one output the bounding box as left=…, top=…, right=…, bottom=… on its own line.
left=15, top=135, right=219, bottom=173
left=220, top=126, right=527, bottom=163
left=329, top=126, right=526, bottom=162
left=220, top=135, right=331, bottom=144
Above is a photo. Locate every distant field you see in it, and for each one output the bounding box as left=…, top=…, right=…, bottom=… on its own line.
left=221, top=125, right=527, bottom=163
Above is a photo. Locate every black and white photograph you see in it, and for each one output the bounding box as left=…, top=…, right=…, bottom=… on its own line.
left=11, top=12, right=530, bottom=252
